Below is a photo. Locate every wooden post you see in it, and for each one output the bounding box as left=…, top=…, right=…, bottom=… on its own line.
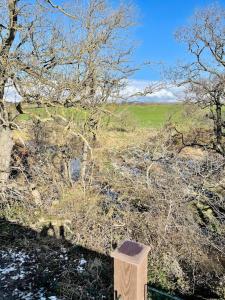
left=111, top=240, right=150, bottom=300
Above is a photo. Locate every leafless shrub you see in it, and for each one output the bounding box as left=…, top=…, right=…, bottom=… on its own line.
left=62, top=128, right=224, bottom=297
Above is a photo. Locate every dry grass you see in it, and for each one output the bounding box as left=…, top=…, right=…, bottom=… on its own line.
left=1, top=118, right=225, bottom=299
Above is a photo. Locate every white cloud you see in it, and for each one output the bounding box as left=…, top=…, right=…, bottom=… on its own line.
left=3, top=81, right=22, bottom=103
left=122, top=79, right=183, bottom=103
left=3, top=78, right=183, bottom=104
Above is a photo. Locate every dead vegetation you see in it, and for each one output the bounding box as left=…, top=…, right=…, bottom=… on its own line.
left=1, top=116, right=224, bottom=299
left=0, top=1, right=225, bottom=299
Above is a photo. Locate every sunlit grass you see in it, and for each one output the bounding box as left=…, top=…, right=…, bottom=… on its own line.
left=18, top=103, right=184, bottom=128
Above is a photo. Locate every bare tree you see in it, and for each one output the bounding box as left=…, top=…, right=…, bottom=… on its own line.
left=40, top=0, right=138, bottom=182
left=56, top=0, right=137, bottom=140
left=0, top=0, right=69, bottom=185
left=175, top=3, right=225, bottom=156
left=0, top=0, right=137, bottom=187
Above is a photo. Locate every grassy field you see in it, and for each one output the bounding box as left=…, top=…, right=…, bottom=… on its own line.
left=112, top=103, right=183, bottom=127
left=19, top=103, right=184, bottom=128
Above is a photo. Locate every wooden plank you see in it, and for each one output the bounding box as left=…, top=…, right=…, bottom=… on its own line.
left=111, top=240, right=150, bottom=300
left=114, top=258, right=137, bottom=299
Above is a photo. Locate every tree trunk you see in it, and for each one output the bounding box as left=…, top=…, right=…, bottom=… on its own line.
left=0, top=127, right=14, bottom=185
left=214, top=102, right=224, bottom=155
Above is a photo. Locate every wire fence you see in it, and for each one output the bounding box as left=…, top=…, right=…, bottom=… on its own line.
left=148, top=287, right=182, bottom=300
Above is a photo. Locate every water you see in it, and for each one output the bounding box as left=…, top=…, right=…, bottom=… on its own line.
left=70, top=158, right=81, bottom=181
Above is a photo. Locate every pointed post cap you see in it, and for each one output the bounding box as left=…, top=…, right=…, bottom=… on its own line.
left=111, top=240, right=150, bottom=266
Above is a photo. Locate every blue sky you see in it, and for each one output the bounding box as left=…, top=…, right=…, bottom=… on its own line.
left=132, top=0, right=225, bottom=81
left=5, top=0, right=225, bottom=103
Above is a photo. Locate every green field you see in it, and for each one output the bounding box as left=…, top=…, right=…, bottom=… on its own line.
left=18, top=103, right=184, bottom=128
left=114, top=103, right=183, bottom=127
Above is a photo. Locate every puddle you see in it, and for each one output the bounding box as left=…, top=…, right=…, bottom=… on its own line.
left=70, top=158, right=81, bottom=181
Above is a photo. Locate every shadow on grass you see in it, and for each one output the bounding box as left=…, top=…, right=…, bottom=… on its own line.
left=0, top=217, right=113, bottom=300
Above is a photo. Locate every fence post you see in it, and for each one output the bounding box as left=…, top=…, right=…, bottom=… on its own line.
left=111, top=240, right=150, bottom=300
